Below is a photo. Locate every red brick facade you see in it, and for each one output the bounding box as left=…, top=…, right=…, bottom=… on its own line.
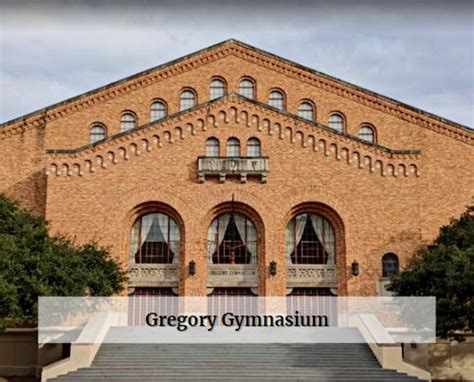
left=1, top=40, right=472, bottom=296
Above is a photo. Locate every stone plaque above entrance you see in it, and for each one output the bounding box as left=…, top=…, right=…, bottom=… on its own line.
left=207, top=264, right=258, bottom=287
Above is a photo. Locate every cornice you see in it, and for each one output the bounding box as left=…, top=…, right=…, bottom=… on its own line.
left=46, top=94, right=421, bottom=179
left=2, top=39, right=472, bottom=145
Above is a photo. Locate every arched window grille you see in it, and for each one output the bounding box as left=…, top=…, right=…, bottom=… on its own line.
left=207, top=212, right=257, bottom=264
left=359, top=125, right=375, bottom=143
left=239, top=78, right=255, bottom=99
left=150, top=101, right=167, bottom=121
left=206, top=138, right=220, bottom=157
left=328, top=113, right=344, bottom=132
left=210, top=78, right=226, bottom=100
left=180, top=89, right=196, bottom=111
left=382, top=253, right=399, bottom=278
left=120, top=112, right=136, bottom=132
left=285, top=213, right=335, bottom=265
left=90, top=124, right=106, bottom=144
left=298, top=101, right=314, bottom=121
left=130, top=213, right=180, bottom=264
left=268, top=90, right=285, bottom=110
left=226, top=137, right=240, bottom=157
left=247, top=137, right=261, bottom=157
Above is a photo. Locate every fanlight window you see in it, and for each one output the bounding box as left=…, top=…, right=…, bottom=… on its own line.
left=180, top=90, right=196, bottom=111
left=359, top=125, right=375, bottom=143
left=226, top=137, right=241, bottom=157
left=268, top=90, right=285, bottom=110
left=90, top=125, right=106, bottom=144
left=130, top=213, right=180, bottom=264
left=239, top=79, right=255, bottom=99
left=207, top=213, right=257, bottom=264
left=247, top=138, right=261, bottom=157
left=206, top=138, right=220, bottom=157
left=298, top=102, right=314, bottom=121
left=285, top=213, right=335, bottom=265
left=120, top=112, right=136, bottom=132
left=210, top=78, right=226, bottom=100
left=150, top=101, right=166, bottom=121
left=328, top=113, right=344, bottom=132
left=382, top=253, right=399, bottom=278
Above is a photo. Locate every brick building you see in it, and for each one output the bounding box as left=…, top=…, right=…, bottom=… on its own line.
left=1, top=39, right=473, bottom=297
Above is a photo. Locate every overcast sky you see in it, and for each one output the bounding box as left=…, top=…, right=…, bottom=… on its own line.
left=1, top=1, right=473, bottom=127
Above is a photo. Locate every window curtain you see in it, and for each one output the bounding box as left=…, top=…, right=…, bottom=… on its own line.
left=130, top=221, right=140, bottom=264
left=285, top=215, right=306, bottom=264
left=207, top=214, right=231, bottom=263
left=233, top=215, right=257, bottom=264
left=309, top=214, right=335, bottom=265
left=169, top=221, right=180, bottom=265
left=141, top=214, right=167, bottom=243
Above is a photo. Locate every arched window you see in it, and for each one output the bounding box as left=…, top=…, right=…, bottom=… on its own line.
left=150, top=101, right=167, bottom=121
left=130, top=213, right=180, bottom=264
left=180, top=89, right=196, bottom=111
left=247, top=138, right=261, bottom=157
left=328, top=113, right=344, bottom=132
left=90, top=124, right=106, bottom=144
left=210, top=78, right=226, bottom=100
left=226, top=137, right=240, bottom=157
left=359, top=125, right=375, bottom=143
left=206, top=138, right=220, bottom=157
left=120, top=112, right=136, bottom=132
left=382, top=253, right=399, bottom=278
left=268, top=90, right=285, bottom=110
left=285, top=213, right=335, bottom=265
left=239, top=78, right=255, bottom=99
left=298, top=101, right=314, bottom=121
left=207, top=212, right=257, bottom=264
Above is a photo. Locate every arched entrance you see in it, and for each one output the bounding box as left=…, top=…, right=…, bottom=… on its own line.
left=206, top=202, right=264, bottom=296
left=284, top=202, right=346, bottom=295
left=126, top=202, right=184, bottom=295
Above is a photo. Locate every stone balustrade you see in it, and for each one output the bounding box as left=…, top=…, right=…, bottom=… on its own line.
left=198, top=156, right=269, bottom=183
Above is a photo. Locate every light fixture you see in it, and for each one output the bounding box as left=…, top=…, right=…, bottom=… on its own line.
left=188, top=260, right=196, bottom=276
left=351, top=260, right=359, bottom=276
left=269, top=261, right=277, bottom=276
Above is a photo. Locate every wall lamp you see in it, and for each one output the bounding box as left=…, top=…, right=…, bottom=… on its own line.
left=351, top=260, right=359, bottom=276
left=269, top=261, right=277, bottom=276
left=188, top=260, right=196, bottom=276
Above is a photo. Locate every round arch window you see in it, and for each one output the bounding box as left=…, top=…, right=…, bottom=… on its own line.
left=210, top=78, right=226, bottom=100
left=285, top=213, right=335, bottom=265
left=207, top=212, right=257, bottom=264
left=130, top=213, right=180, bottom=264
left=382, top=253, right=399, bottom=277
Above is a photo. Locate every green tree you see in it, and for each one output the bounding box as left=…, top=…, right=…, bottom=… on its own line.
left=388, top=205, right=474, bottom=341
left=0, top=194, right=127, bottom=329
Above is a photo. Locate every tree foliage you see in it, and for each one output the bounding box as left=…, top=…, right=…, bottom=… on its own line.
left=0, top=194, right=127, bottom=329
left=388, top=205, right=474, bottom=341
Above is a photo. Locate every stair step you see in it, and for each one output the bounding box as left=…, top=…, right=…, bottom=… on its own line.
left=47, top=338, right=427, bottom=382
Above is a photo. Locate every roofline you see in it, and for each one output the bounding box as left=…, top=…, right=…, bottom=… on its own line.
left=2, top=38, right=472, bottom=133
left=1, top=39, right=234, bottom=127
left=46, top=93, right=421, bottom=156
left=231, top=40, right=472, bottom=133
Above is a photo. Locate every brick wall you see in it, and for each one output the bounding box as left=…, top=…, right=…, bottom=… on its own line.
left=1, top=40, right=472, bottom=296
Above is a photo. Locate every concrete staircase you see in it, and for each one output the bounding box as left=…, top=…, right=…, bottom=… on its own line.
left=48, top=340, right=427, bottom=381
